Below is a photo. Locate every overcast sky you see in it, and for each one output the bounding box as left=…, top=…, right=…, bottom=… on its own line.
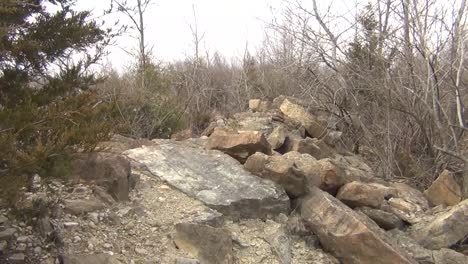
left=76, top=0, right=286, bottom=69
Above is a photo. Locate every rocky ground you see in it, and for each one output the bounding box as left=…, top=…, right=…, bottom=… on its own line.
left=1, top=96, right=468, bottom=264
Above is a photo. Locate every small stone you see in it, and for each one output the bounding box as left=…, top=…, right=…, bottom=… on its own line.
left=0, top=215, right=8, bottom=225
left=103, top=243, right=113, bottom=249
left=73, top=236, right=82, bottom=243
left=175, top=257, right=200, bottom=264
left=159, top=185, right=171, bottom=191
left=33, top=246, right=42, bottom=254
left=158, top=197, right=166, bottom=202
left=73, top=186, right=88, bottom=194
left=16, top=236, right=29, bottom=243
left=16, top=243, right=27, bottom=252
left=0, top=241, right=7, bottom=253
left=0, top=227, right=17, bottom=241
left=63, top=222, right=79, bottom=228
left=87, top=243, right=94, bottom=251
left=88, top=213, right=99, bottom=224
left=8, top=253, right=25, bottom=263
left=135, top=247, right=147, bottom=255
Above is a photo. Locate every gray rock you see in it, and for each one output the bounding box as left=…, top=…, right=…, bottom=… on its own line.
left=175, top=257, right=200, bottom=264
left=409, top=199, right=468, bottom=249
left=174, top=223, right=232, bottom=264
left=355, top=207, right=405, bottom=230
left=388, top=229, right=468, bottom=264
left=0, top=215, right=8, bottom=225
left=8, top=253, right=25, bottom=264
left=70, top=152, right=132, bottom=201
left=125, top=143, right=289, bottom=219
left=61, top=254, right=122, bottom=264
left=0, top=228, right=16, bottom=241
left=0, top=240, right=7, bottom=253
left=63, top=198, right=105, bottom=216
left=265, top=226, right=292, bottom=264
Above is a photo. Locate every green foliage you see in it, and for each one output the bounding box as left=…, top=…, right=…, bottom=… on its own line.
left=0, top=0, right=114, bottom=200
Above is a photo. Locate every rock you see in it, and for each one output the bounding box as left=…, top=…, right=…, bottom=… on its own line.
left=175, top=257, right=200, bottom=264
left=61, top=254, right=122, bottom=264
left=267, top=125, right=286, bottom=150
left=36, top=216, right=53, bottom=238
left=264, top=225, right=292, bottom=264
left=245, top=152, right=344, bottom=197
left=244, top=152, right=308, bottom=197
left=171, top=129, right=194, bottom=141
left=388, top=229, right=468, bottom=264
left=206, top=128, right=272, bottom=162
left=174, top=223, right=233, bottom=264
left=187, top=209, right=224, bottom=227
left=0, top=215, right=8, bottom=225
left=384, top=182, right=429, bottom=224
left=279, top=99, right=327, bottom=139
left=69, top=152, right=132, bottom=201
left=0, top=228, right=16, bottom=241
left=91, top=186, right=115, bottom=205
left=0, top=241, right=7, bottom=253
left=279, top=135, right=321, bottom=159
left=125, top=142, right=289, bottom=219
left=331, top=155, right=375, bottom=183
left=336, top=181, right=395, bottom=208
left=249, top=99, right=271, bottom=112
left=299, top=158, right=344, bottom=195
left=355, top=207, right=404, bottom=230
left=424, top=170, right=463, bottom=206
left=63, top=198, right=105, bottom=216
left=8, top=253, right=25, bottom=264
left=409, top=199, right=468, bottom=249
left=300, top=187, right=417, bottom=264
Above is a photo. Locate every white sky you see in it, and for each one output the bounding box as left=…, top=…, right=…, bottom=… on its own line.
left=77, top=0, right=284, bottom=69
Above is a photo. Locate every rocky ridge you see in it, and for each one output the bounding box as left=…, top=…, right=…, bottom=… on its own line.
left=1, top=96, right=467, bottom=263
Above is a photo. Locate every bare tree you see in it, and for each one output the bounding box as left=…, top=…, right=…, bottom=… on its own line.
left=110, top=0, right=154, bottom=89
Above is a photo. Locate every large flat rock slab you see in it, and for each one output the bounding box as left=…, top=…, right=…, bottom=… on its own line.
left=124, top=142, right=289, bottom=219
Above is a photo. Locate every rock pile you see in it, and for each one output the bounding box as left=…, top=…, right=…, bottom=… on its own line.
left=1, top=95, right=468, bottom=264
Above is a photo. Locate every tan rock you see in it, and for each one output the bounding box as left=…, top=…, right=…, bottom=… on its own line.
left=171, top=129, right=194, bottom=141
left=409, top=199, right=468, bottom=250
left=63, top=198, right=105, bottom=216
left=249, top=99, right=271, bottom=112
left=336, top=181, right=395, bottom=208
left=301, top=187, right=417, bottom=264
left=279, top=99, right=327, bottom=139
left=331, top=155, right=375, bottom=183
left=245, top=152, right=308, bottom=197
left=385, top=182, right=429, bottom=224
left=174, top=223, right=233, bottom=264
left=267, top=125, right=286, bottom=150
left=280, top=135, right=322, bottom=159
left=206, top=128, right=271, bottom=163
left=355, top=207, right=405, bottom=230
left=424, top=170, right=463, bottom=206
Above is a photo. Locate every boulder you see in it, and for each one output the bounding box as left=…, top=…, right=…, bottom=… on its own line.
left=245, top=152, right=344, bottom=197
left=279, top=99, right=327, bottom=139
left=355, top=207, right=405, bottom=230
left=279, top=135, right=322, bottom=159
left=267, top=125, right=286, bottom=150
left=206, top=128, right=272, bottom=163
left=124, top=142, right=289, bottom=219
left=249, top=99, right=271, bottom=112
left=244, top=152, right=308, bottom=197
left=336, top=181, right=395, bottom=209
left=63, top=198, right=105, bottom=216
left=331, top=155, right=375, bottom=183
left=424, top=170, right=463, bottom=206
left=388, top=229, right=468, bottom=264
left=301, top=187, right=417, bottom=264
left=70, top=153, right=131, bottom=201
left=384, top=182, right=429, bottom=224
left=174, top=223, right=233, bottom=264
left=409, top=199, right=468, bottom=250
